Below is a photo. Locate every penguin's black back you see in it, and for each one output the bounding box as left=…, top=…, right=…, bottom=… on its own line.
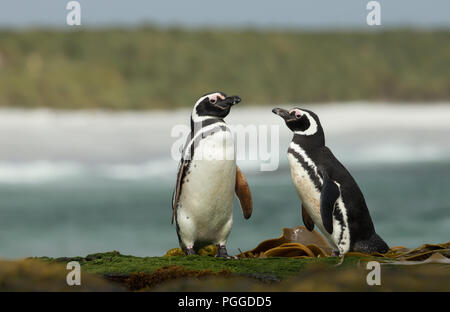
left=315, top=147, right=374, bottom=231
left=305, top=143, right=388, bottom=252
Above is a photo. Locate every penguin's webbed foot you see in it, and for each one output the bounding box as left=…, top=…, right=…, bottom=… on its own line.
left=215, top=245, right=236, bottom=259
left=331, top=250, right=340, bottom=257
left=186, top=246, right=196, bottom=255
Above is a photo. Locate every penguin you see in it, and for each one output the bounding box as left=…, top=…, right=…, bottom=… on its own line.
left=172, top=92, right=253, bottom=257
left=272, top=107, right=389, bottom=256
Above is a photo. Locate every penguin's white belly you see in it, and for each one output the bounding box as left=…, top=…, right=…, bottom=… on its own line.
left=288, top=153, right=352, bottom=253
left=177, top=131, right=236, bottom=245
left=287, top=153, right=338, bottom=249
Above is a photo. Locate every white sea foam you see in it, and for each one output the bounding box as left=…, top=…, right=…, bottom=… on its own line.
left=0, top=161, right=84, bottom=184
left=345, top=143, right=450, bottom=165
left=0, top=159, right=179, bottom=184
left=0, top=103, right=449, bottom=183
left=100, top=159, right=177, bottom=180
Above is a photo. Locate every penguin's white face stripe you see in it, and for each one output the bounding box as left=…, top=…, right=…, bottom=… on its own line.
left=292, top=110, right=318, bottom=136
left=289, top=141, right=323, bottom=185
left=192, top=93, right=226, bottom=123
left=289, top=108, right=303, bottom=118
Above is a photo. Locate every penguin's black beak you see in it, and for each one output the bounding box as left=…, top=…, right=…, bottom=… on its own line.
left=215, top=95, right=241, bottom=110
left=226, top=95, right=241, bottom=105
left=272, top=108, right=293, bottom=121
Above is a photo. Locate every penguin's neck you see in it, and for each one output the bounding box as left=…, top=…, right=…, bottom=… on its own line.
left=292, top=134, right=324, bottom=152
left=190, top=117, right=225, bottom=134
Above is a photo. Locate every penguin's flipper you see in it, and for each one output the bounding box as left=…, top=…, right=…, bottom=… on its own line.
left=235, top=166, right=252, bottom=219
left=319, top=168, right=340, bottom=234
left=302, top=204, right=315, bottom=231
left=171, top=158, right=188, bottom=224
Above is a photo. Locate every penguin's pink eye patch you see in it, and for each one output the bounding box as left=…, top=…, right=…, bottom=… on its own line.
left=289, top=109, right=303, bottom=118
left=208, top=93, right=225, bottom=104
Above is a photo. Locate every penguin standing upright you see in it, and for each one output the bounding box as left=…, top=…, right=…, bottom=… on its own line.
left=172, top=92, right=252, bottom=257
left=273, top=107, right=389, bottom=255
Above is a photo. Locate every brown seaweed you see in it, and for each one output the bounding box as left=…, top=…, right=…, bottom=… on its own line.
left=164, top=245, right=218, bottom=257
left=237, top=226, right=450, bottom=263
left=163, top=226, right=449, bottom=265
left=238, top=226, right=332, bottom=258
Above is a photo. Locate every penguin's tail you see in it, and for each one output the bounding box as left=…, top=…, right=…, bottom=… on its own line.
left=353, top=233, right=390, bottom=254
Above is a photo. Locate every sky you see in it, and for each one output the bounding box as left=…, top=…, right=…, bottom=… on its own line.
left=0, top=0, right=449, bottom=29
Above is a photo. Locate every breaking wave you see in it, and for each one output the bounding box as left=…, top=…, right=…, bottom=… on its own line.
left=1, top=104, right=449, bottom=183
left=0, top=161, right=85, bottom=184
left=0, top=144, right=449, bottom=184
left=0, top=159, right=176, bottom=184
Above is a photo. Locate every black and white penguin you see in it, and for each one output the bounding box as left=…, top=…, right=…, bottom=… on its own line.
left=172, top=92, right=252, bottom=257
left=273, top=107, right=389, bottom=256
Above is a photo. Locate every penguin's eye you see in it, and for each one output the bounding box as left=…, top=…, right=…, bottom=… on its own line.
left=209, top=98, right=217, bottom=104
left=289, top=109, right=302, bottom=118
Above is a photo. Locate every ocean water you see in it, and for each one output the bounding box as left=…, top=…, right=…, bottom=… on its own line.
left=0, top=103, right=449, bottom=258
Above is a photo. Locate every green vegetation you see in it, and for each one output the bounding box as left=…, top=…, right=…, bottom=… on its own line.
left=34, top=251, right=449, bottom=291
left=0, top=28, right=449, bottom=109
left=38, top=251, right=357, bottom=278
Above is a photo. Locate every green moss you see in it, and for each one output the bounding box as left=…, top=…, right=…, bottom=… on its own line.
left=32, top=251, right=449, bottom=291
left=37, top=251, right=369, bottom=279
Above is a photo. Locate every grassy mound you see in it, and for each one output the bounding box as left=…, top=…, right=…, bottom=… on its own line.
left=39, top=250, right=346, bottom=278
left=35, top=251, right=450, bottom=291
left=33, top=229, right=448, bottom=291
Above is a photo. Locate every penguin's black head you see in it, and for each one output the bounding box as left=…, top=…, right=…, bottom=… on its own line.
left=192, top=92, right=241, bottom=122
left=272, top=107, right=324, bottom=141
